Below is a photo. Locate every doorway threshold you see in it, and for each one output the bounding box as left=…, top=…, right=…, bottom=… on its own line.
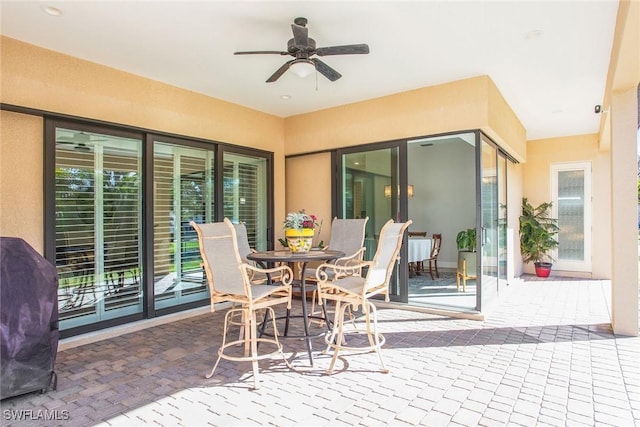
left=376, top=300, right=484, bottom=321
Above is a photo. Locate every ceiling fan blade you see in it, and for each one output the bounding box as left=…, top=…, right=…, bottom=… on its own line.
left=311, top=58, right=342, bottom=82
left=266, top=60, right=294, bottom=83
left=234, top=50, right=289, bottom=55
left=315, top=44, right=370, bottom=56
left=291, top=23, right=308, bottom=47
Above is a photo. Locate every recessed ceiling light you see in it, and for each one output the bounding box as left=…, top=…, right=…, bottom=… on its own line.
left=41, top=5, right=63, bottom=16
left=280, top=95, right=291, bottom=100
left=524, top=29, right=543, bottom=40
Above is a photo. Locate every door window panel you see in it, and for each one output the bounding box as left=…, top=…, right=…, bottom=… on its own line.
left=55, top=128, right=143, bottom=330
left=480, top=138, right=499, bottom=309
left=340, top=146, right=401, bottom=298
left=551, top=162, right=591, bottom=271
left=153, top=142, right=214, bottom=310
left=223, top=152, right=268, bottom=251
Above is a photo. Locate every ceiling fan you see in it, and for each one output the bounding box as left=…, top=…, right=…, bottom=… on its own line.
left=234, top=17, right=369, bottom=83
left=56, top=131, right=105, bottom=152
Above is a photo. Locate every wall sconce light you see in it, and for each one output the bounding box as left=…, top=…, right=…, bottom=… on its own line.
left=384, top=184, right=414, bottom=198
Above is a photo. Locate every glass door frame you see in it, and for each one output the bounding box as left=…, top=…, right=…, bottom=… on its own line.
left=476, top=132, right=511, bottom=312
left=45, top=118, right=147, bottom=334
left=146, top=134, right=216, bottom=316
left=45, top=117, right=276, bottom=337
left=217, top=144, right=275, bottom=249
left=333, top=130, right=512, bottom=311
left=334, top=139, right=409, bottom=303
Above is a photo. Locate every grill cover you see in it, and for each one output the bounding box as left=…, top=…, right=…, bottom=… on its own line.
left=1, top=237, right=59, bottom=400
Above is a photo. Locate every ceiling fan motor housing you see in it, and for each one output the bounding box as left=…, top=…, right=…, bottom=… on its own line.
left=288, top=37, right=315, bottom=55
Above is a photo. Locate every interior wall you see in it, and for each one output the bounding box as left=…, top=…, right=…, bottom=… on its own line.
left=0, top=36, right=287, bottom=251
left=408, top=140, right=476, bottom=268
left=0, top=111, right=44, bottom=252
left=522, top=133, right=611, bottom=278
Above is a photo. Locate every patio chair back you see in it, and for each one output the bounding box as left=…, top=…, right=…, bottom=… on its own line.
left=365, top=219, right=412, bottom=292
left=327, top=217, right=368, bottom=257
left=233, top=222, right=252, bottom=264
left=190, top=220, right=247, bottom=297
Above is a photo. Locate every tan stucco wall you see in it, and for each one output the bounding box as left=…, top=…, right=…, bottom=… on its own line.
left=0, top=36, right=287, bottom=252
left=0, top=111, right=45, bottom=251
left=285, top=153, right=333, bottom=247
left=283, top=75, right=527, bottom=161
left=523, top=134, right=611, bottom=278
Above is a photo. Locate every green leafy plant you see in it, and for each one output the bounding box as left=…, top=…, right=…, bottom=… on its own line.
left=456, top=228, right=477, bottom=252
left=519, top=197, right=559, bottom=264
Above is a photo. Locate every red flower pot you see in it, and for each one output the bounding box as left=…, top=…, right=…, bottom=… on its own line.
left=534, top=262, right=552, bottom=278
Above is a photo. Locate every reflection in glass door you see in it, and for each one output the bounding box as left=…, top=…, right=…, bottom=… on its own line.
left=54, top=127, right=143, bottom=331
left=498, top=156, right=508, bottom=284
left=153, top=142, right=214, bottom=310
left=480, top=139, right=498, bottom=306
left=222, top=151, right=269, bottom=251
left=338, top=145, right=403, bottom=300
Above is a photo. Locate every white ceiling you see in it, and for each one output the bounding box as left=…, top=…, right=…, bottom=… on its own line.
left=0, top=1, right=619, bottom=140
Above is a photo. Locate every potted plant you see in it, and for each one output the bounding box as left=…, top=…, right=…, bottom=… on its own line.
left=519, top=197, right=559, bottom=277
left=455, top=228, right=477, bottom=290
left=456, top=228, right=477, bottom=253
left=282, top=209, right=319, bottom=253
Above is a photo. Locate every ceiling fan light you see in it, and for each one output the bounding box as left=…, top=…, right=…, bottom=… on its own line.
left=289, top=60, right=315, bottom=78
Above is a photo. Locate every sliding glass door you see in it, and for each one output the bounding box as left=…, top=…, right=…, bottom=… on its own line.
left=480, top=138, right=499, bottom=307
left=333, top=131, right=511, bottom=313
left=152, top=139, right=215, bottom=310
left=222, top=149, right=270, bottom=251
left=53, top=126, right=144, bottom=330
left=47, top=120, right=274, bottom=336
left=479, top=134, right=509, bottom=311
left=337, top=142, right=406, bottom=301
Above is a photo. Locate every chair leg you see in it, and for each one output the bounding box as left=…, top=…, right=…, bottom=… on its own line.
left=249, top=310, right=260, bottom=390
left=324, top=301, right=342, bottom=354
left=206, top=309, right=235, bottom=379
left=365, top=301, right=388, bottom=373
left=327, top=302, right=348, bottom=375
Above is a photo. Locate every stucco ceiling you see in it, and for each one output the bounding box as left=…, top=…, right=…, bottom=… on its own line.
left=0, top=1, right=619, bottom=140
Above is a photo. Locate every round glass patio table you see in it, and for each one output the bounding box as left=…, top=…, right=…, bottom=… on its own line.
left=247, top=249, right=345, bottom=366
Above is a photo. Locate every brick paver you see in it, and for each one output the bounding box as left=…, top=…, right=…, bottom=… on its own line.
left=1, top=277, right=638, bottom=427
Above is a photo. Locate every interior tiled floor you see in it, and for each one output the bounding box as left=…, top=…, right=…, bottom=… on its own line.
left=1, top=276, right=638, bottom=427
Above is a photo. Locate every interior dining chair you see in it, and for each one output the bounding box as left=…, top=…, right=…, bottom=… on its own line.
left=305, top=217, right=369, bottom=324
left=190, top=218, right=293, bottom=389
left=424, top=233, right=442, bottom=280
left=315, top=219, right=412, bottom=374
left=407, top=231, right=428, bottom=273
